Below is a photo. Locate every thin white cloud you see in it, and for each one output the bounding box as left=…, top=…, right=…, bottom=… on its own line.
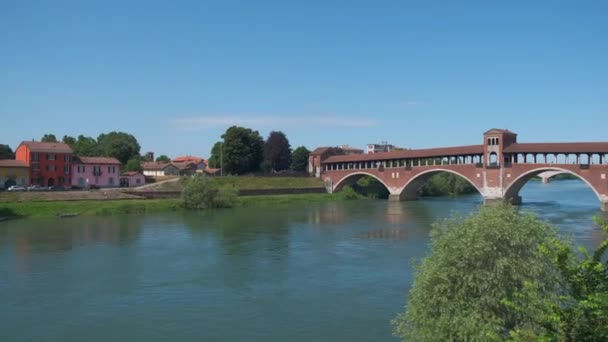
left=171, top=115, right=379, bottom=131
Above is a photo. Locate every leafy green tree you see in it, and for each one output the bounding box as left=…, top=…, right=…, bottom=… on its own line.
left=219, top=126, right=264, bottom=175
left=419, top=172, right=477, bottom=197
left=504, top=217, right=608, bottom=341
left=124, top=158, right=142, bottom=172
left=393, top=205, right=564, bottom=341
left=356, top=176, right=389, bottom=199
left=97, top=131, right=141, bottom=165
left=0, top=144, right=15, bottom=159
left=181, top=174, right=236, bottom=209
left=290, top=146, right=310, bottom=172
left=69, top=135, right=99, bottom=156
left=208, top=141, right=222, bottom=168
left=155, top=155, right=170, bottom=163
left=62, top=135, right=76, bottom=147
left=41, top=134, right=57, bottom=142
left=263, top=131, right=291, bottom=172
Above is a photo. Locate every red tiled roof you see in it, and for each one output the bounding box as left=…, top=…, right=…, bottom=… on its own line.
left=142, top=162, right=172, bottom=170
left=19, top=141, right=72, bottom=153
left=484, top=128, right=517, bottom=135
left=323, top=145, right=484, bottom=163
left=173, top=161, right=196, bottom=170
left=77, top=157, right=121, bottom=165
left=121, top=171, right=143, bottom=176
left=310, top=147, right=332, bottom=155
left=0, top=159, right=28, bottom=168
left=504, top=142, right=608, bottom=154
left=172, top=155, right=207, bottom=164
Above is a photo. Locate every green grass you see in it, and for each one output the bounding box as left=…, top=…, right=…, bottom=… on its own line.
left=213, top=176, right=324, bottom=190
left=0, top=191, right=362, bottom=219
left=0, top=199, right=182, bottom=219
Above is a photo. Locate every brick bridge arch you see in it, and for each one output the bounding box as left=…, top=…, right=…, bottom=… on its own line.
left=332, top=171, right=392, bottom=193
left=504, top=167, right=604, bottom=202
left=397, top=168, right=484, bottom=200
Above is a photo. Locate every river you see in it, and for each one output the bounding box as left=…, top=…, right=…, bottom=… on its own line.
left=1, top=180, right=607, bottom=341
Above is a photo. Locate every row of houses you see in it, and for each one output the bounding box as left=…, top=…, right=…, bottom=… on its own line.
left=0, top=141, right=211, bottom=190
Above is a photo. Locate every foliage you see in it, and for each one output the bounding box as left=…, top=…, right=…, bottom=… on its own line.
left=504, top=217, right=608, bottom=341
left=340, top=185, right=363, bottom=200
left=263, top=131, right=292, bottom=172
left=217, top=126, right=264, bottom=175
left=41, top=134, right=58, bottom=142
left=156, top=155, right=171, bottom=163
left=0, top=144, right=15, bottom=159
left=393, top=205, right=564, bottom=341
left=97, top=131, right=141, bottom=165
left=181, top=174, right=237, bottom=209
left=208, top=141, right=222, bottom=168
left=291, top=146, right=310, bottom=172
left=124, top=158, right=142, bottom=172
left=419, top=172, right=477, bottom=197
left=260, top=160, right=272, bottom=174
left=356, top=176, right=389, bottom=199
left=62, top=135, right=76, bottom=146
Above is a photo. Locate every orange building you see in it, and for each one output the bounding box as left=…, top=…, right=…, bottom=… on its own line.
left=15, top=141, right=74, bottom=187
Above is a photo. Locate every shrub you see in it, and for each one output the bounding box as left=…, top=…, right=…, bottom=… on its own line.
left=393, top=205, right=565, bottom=341
left=340, top=185, right=363, bottom=200
left=181, top=174, right=236, bottom=209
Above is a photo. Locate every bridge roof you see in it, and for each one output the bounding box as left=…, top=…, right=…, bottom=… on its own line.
left=322, top=145, right=484, bottom=163
left=504, top=142, right=608, bottom=154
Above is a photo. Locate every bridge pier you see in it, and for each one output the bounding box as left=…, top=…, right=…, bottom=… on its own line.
left=388, top=194, right=401, bottom=202
left=602, top=201, right=608, bottom=212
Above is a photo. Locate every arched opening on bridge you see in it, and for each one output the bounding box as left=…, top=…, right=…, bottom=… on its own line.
left=489, top=152, right=498, bottom=166
left=504, top=168, right=603, bottom=209
left=333, top=172, right=391, bottom=199
left=398, top=170, right=482, bottom=201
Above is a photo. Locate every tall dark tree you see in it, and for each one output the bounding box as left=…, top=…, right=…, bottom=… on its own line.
left=155, top=155, right=170, bottom=163
left=97, top=131, right=141, bottom=165
left=290, top=146, right=310, bottom=172
left=41, top=134, right=57, bottom=142
left=62, top=135, right=76, bottom=147
left=208, top=142, right=222, bottom=168
left=263, top=131, right=291, bottom=172
left=73, top=135, right=99, bottom=156
left=124, top=158, right=142, bottom=172
left=220, top=126, right=264, bottom=174
left=0, top=144, right=15, bottom=159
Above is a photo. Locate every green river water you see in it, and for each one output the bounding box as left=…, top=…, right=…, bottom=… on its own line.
left=1, top=180, right=606, bottom=341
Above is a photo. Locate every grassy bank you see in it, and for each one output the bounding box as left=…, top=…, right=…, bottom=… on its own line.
left=0, top=192, right=356, bottom=219
left=0, top=199, right=182, bottom=219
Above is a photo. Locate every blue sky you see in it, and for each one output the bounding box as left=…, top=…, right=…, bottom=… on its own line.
left=1, top=0, right=606, bottom=158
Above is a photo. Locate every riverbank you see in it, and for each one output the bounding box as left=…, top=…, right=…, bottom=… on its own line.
left=0, top=193, right=351, bottom=219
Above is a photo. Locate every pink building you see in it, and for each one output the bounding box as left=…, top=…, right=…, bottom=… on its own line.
left=120, top=171, right=145, bottom=188
left=72, top=157, right=121, bottom=188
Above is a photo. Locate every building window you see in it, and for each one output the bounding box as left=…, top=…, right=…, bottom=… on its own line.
left=64, top=166, right=70, bottom=175
left=64, top=155, right=71, bottom=163
left=32, top=153, right=39, bottom=162
left=48, top=153, right=56, bottom=161
left=78, top=178, right=85, bottom=186
left=109, top=177, right=114, bottom=185
left=46, top=165, right=56, bottom=171
left=136, top=178, right=141, bottom=184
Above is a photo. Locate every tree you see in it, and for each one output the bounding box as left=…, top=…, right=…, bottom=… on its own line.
left=0, top=144, right=15, bottom=159
left=504, top=217, right=608, bottom=341
left=218, top=126, right=263, bottom=175
left=419, top=172, right=477, bottom=197
left=263, top=131, right=291, bottom=172
left=291, top=146, right=310, bottom=172
left=393, top=205, right=565, bottom=341
left=181, top=174, right=236, bottom=209
left=208, top=142, right=222, bottom=168
left=124, top=158, right=142, bottom=172
left=76, top=135, right=99, bottom=156
left=156, top=155, right=170, bottom=163
left=97, top=131, right=141, bottom=165
left=62, top=135, right=76, bottom=147
left=41, top=134, right=57, bottom=142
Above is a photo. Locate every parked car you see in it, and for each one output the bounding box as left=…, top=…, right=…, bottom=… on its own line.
left=27, top=185, right=46, bottom=191
left=49, top=185, right=67, bottom=191
left=8, top=185, right=26, bottom=192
